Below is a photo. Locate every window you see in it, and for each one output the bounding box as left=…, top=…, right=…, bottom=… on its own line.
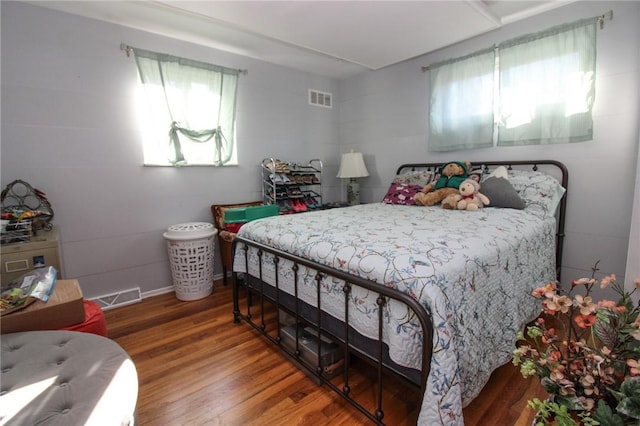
left=132, top=48, right=240, bottom=166
left=429, top=17, right=597, bottom=151
left=429, top=48, right=495, bottom=151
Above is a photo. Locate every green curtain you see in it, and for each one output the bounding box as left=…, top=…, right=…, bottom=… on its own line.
left=428, top=15, right=598, bottom=151
left=429, top=48, right=495, bottom=152
left=498, top=18, right=597, bottom=146
left=133, top=48, right=239, bottom=166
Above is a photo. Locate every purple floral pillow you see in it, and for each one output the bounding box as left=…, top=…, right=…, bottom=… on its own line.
left=381, top=183, right=423, bottom=205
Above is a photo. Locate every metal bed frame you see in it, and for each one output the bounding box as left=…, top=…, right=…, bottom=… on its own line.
left=232, top=160, right=568, bottom=425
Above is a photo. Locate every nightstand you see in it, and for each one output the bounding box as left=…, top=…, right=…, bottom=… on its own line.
left=1, top=226, right=63, bottom=286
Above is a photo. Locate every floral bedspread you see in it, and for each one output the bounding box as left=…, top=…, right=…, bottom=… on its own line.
left=233, top=203, right=555, bottom=425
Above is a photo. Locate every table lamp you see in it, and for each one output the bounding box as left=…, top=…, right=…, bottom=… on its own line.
left=336, top=151, right=369, bottom=205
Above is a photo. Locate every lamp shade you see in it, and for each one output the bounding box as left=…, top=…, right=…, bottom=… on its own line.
left=336, top=152, right=369, bottom=179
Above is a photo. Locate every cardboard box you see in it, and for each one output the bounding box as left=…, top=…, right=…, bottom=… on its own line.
left=224, top=204, right=279, bottom=224
left=1, top=279, right=85, bottom=334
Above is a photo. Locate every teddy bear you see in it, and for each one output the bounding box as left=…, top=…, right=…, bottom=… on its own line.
left=443, top=178, right=490, bottom=211
left=414, top=161, right=471, bottom=207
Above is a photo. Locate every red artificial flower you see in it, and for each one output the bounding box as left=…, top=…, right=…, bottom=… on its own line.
left=542, top=328, right=557, bottom=345
left=574, top=314, right=597, bottom=328
left=532, top=282, right=556, bottom=297
left=547, top=350, right=562, bottom=363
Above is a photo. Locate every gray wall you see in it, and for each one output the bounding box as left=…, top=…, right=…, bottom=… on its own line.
left=2, top=1, right=639, bottom=298
left=1, top=1, right=341, bottom=298
left=340, top=1, right=640, bottom=285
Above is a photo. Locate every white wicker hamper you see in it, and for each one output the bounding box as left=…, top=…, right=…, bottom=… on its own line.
left=163, top=222, right=217, bottom=301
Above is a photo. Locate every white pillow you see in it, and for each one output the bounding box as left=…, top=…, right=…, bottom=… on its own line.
left=487, top=165, right=509, bottom=179
left=508, top=170, right=566, bottom=218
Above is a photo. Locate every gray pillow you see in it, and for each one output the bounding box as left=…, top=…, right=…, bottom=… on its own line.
left=481, top=176, right=525, bottom=209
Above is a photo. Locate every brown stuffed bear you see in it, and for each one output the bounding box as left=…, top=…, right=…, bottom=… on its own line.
left=415, top=161, right=471, bottom=207
left=442, top=179, right=490, bottom=211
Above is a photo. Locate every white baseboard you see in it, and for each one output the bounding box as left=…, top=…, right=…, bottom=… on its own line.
left=140, top=272, right=227, bottom=300
left=92, top=273, right=227, bottom=309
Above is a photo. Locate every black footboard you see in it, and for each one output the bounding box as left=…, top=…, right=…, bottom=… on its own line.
left=232, top=237, right=433, bottom=425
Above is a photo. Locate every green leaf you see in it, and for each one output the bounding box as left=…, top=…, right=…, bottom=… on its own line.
left=529, top=398, right=581, bottom=426
left=593, top=399, right=624, bottom=426
left=541, top=377, right=561, bottom=395
left=554, top=394, right=584, bottom=412
left=527, top=325, right=544, bottom=339
left=620, top=377, right=640, bottom=398
left=594, top=317, right=619, bottom=349
left=616, top=377, right=640, bottom=419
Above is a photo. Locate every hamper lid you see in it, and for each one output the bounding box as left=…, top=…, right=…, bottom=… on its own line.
left=163, top=222, right=217, bottom=240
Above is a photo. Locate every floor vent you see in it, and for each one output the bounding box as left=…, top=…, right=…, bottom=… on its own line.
left=92, top=287, right=141, bottom=311
left=309, top=89, right=332, bottom=108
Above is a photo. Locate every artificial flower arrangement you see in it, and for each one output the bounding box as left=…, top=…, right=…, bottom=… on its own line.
left=512, top=262, right=640, bottom=425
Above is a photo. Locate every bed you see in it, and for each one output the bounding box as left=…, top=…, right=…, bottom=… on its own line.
left=231, top=160, right=568, bottom=425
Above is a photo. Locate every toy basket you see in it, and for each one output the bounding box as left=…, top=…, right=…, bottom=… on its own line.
left=163, top=222, right=217, bottom=301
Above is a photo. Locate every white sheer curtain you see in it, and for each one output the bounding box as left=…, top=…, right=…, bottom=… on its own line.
left=134, top=48, right=239, bottom=166
left=429, top=48, right=495, bottom=152
left=498, top=19, right=597, bottom=146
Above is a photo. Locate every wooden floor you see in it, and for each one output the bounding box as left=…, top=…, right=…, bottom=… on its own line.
left=104, top=280, right=546, bottom=425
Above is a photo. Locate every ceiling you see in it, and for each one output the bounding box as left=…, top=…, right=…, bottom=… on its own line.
left=29, top=1, right=577, bottom=79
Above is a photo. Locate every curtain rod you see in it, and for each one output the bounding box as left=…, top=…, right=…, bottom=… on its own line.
left=420, top=9, right=613, bottom=73
left=119, top=43, right=248, bottom=75
left=597, top=9, right=613, bottom=29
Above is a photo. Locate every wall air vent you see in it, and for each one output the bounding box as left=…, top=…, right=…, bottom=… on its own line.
left=92, top=287, right=141, bottom=310
left=309, top=89, right=332, bottom=108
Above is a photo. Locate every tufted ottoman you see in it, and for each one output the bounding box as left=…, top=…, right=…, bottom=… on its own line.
left=1, top=330, right=138, bottom=425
